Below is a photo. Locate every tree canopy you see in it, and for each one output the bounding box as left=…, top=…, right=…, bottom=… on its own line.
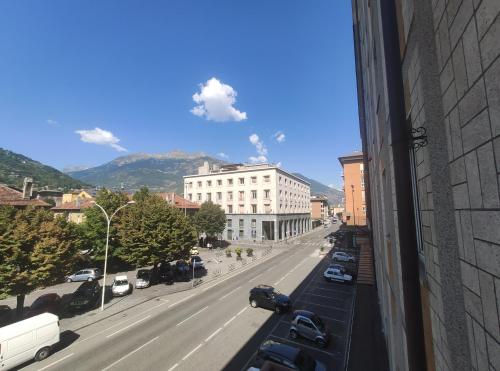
left=193, top=201, right=226, bottom=238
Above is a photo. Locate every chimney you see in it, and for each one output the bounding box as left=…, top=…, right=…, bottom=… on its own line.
left=22, top=177, right=33, bottom=199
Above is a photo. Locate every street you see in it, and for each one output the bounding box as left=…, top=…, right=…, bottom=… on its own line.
left=17, top=225, right=356, bottom=371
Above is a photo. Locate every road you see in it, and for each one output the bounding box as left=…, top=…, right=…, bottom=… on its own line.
left=20, top=224, right=355, bottom=371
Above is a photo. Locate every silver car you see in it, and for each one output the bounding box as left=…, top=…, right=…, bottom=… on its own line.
left=289, top=310, right=330, bottom=348
left=66, top=268, right=101, bottom=282
left=331, top=251, right=356, bottom=262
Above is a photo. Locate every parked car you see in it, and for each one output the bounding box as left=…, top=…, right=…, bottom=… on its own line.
left=111, top=275, right=132, bottom=297
left=190, top=256, right=205, bottom=270
left=69, top=281, right=101, bottom=310
left=323, top=268, right=353, bottom=284
left=331, top=251, right=356, bottom=263
left=252, top=340, right=326, bottom=371
left=0, top=313, right=59, bottom=369
left=328, top=263, right=357, bottom=279
left=0, top=305, right=12, bottom=327
left=175, top=260, right=190, bottom=277
left=190, top=247, right=199, bottom=256
left=135, top=269, right=156, bottom=289
left=289, top=310, right=330, bottom=348
left=25, top=293, right=61, bottom=318
left=158, top=261, right=174, bottom=284
left=66, top=268, right=101, bottom=282
left=249, top=285, right=291, bottom=314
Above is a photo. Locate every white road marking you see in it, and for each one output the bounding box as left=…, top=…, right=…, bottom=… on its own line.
left=38, top=353, right=74, bottom=371
left=101, top=336, right=159, bottom=371
left=204, top=327, right=223, bottom=342
left=267, top=334, right=336, bottom=356
left=176, top=306, right=209, bottom=326
left=182, top=343, right=203, bottom=361
left=218, top=286, right=241, bottom=300
left=248, top=272, right=264, bottom=282
left=295, top=300, right=348, bottom=312
left=168, top=293, right=195, bottom=308
left=237, top=306, right=248, bottom=316
left=167, top=363, right=179, bottom=371
left=223, top=315, right=237, bottom=327
left=106, top=315, right=151, bottom=338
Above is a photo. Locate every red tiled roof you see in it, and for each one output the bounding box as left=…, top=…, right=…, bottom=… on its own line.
left=51, top=198, right=94, bottom=211
left=156, top=192, right=200, bottom=209
left=0, top=185, right=51, bottom=207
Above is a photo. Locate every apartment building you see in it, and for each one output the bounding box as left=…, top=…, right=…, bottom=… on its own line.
left=352, top=0, right=500, bottom=370
left=339, top=152, right=367, bottom=226
left=310, top=195, right=329, bottom=221
left=184, top=162, right=311, bottom=241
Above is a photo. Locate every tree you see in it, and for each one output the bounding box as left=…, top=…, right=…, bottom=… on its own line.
left=117, top=193, right=197, bottom=267
left=193, top=201, right=226, bottom=240
left=0, top=207, right=80, bottom=316
left=80, top=188, right=130, bottom=262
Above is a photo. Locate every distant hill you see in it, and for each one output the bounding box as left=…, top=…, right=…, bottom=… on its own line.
left=293, top=172, right=344, bottom=205
left=67, top=151, right=226, bottom=193
left=0, top=148, right=90, bottom=190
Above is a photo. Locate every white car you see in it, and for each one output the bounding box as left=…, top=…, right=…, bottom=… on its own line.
left=323, top=268, right=353, bottom=283
left=332, top=251, right=356, bottom=263
left=111, top=275, right=132, bottom=296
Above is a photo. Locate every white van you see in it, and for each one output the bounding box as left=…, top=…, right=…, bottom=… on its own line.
left=0, top=313, right=59, bottom=370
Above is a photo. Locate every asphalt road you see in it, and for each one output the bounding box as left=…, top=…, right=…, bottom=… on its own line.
left=20, top=224, right=355, bottom=371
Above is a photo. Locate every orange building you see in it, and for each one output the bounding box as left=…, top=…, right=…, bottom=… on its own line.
left=310, top=195, right=328, bottom=221
left=339, top=151, right=366, bottom=226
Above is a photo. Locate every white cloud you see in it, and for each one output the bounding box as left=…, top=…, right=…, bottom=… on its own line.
left=274, top=131, right=285, bottom=143
left=75, top=127, right=127, bottom=152
left=191, top=77, right=247, bottom=122
left=248, top=134, right=268, bottom=163
left=46, top=119, right=59, bottom=126
left=217, top=152, right=229, bottom=159
left=249, top=155, right=268, bottom=163
left=276, top=162, right=282, bottom=168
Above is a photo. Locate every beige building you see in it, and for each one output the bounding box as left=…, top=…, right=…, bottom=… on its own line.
left=62, top=190, right=93, bottom=204
left=184, top=162, right=311, bottom=241
left=352, top=0, right=500, bottom=370
left=310, top=195, right=329, bottom=221
left=52, top=198, right=94, bottom=224
left=339, top=152, right=366, bottom=226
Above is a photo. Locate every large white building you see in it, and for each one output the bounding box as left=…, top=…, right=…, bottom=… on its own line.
left=184, top=162, right=311, bottom=242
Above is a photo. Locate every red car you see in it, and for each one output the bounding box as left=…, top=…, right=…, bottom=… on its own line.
left=26, top=293, right=61, bottom=318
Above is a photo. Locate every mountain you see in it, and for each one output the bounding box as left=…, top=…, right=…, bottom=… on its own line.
left=292, top=172, right=344, bottom=206
left=67, top=151, right=226, bottom=193
left=0, top=148, right=90, bottom=190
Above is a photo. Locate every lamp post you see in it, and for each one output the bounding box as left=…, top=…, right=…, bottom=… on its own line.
left=92, top=200, right=135, bottom=311
left=351, top=185, right=356, bottom=227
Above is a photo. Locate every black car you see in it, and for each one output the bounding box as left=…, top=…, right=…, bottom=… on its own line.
left=26, top=293, right=61, bottom=317
left=249, top=285, right=291, bottom=314
left=158, top=262, right=174, bottom=284
left=175, top=260, right=190, bottom=277
left=253, top=340, right=326, bottom=371
left=69, top=281, right=101, bottom=311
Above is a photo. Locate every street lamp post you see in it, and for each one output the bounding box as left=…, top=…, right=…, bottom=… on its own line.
left=92, top=200, right=135, bottom=311
left=351, top=185, right=356, bottom=227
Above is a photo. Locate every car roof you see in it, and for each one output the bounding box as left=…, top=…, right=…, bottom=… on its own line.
left=259, top=340, right=299, bottom=360
left=293, top=310, right=316, bottom=319
left=137, top=269, right=150, bottom=273
left=115, top=275, right=128, bottom=280
left=252, top=284, right=274, bottom=292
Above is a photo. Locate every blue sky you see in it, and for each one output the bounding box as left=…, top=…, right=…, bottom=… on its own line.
left=0, top=0, right=360, bottom=188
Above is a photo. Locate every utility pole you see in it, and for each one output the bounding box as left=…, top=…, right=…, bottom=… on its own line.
left=351, top=185, right=356, bottom=227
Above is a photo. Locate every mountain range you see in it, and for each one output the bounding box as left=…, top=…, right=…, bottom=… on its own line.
left=0, top=148, right=89, bottom=190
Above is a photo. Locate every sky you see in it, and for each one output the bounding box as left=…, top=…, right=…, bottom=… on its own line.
left=0, top=0, right=360, bottom=188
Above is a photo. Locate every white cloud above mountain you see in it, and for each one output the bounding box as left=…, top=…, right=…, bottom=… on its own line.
left=191, top=77, right=247, bottom=122
left=75, top=127, right=127, bottom=152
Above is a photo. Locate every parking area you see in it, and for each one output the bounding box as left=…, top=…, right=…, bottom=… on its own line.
left=245, top=244, right=359, bottom=370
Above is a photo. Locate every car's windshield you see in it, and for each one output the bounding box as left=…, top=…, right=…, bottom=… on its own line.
left=137, top=271, right=150, bottom=279
left=114, top=280, right=128, bottom=285
left=272, top=288, right=281, bottom=296
left=294, top=351, right=316, bottom=371
left=311, top=315, right=325, bottom=331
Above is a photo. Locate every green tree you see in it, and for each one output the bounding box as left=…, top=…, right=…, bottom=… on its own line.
left=193, top=201, right=226, bottom=239
left=80, top=188, right=130, bottom=262
left=0, top=207, right=80, bottom=316
left=117, top=193, right=197, bottom=267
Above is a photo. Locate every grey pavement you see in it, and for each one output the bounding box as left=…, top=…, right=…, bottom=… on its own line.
left=15, top=225, right=351, bottom=371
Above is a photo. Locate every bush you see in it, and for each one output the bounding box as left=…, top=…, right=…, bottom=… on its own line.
left=246, top=248, right=253, bottom=257
left=235, top=247, right=242, bottom=259
left=225, top=248, right=232, bottom=257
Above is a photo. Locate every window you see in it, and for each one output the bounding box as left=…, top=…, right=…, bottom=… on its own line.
left=251, top=190, right=257, bottom=199
left=239, top=229, right=244, bottom=238
left=197, top=193, right=202, bottom=201
left=279, top=190, right=282, bottom=197
left=216, top=192, right=222, bottom=201
left=206, top=193, right=212, bottom=202
left=228, top=178, right=233, bottom=186
left=239, top=191, right=245, bottom=201
left=188, top=193, right=192, bottom=201
left=251, top=219, right=256, bottom=228
left=265, top=204, right=271, bottom=213
left=227, top=191, right=233, bottom=201
left=251, top=176, right=257, bottom=184
left=280, top=203, right=282, bottom=210
left=263, top=175, right=270, bottom=183
left=239, top=204, right=245, bottom=213
left=264, top=189, right=270, bottom=199
left=197, top=181, right=202, bottom=188
left=239, top=177, right=245, bottom=185
left=279, top=176, right=282, bottom=183
left=239, top=219, right=244, bottom=228
left=251, top=230, right=257, bottom=238
left=207, top=180, right=212, bottom=187
left=227, top=219, right=232, bottom=227
left=227, top=205, right=233, bottom=213
left=252, top=204, right=257, bottom=213
left=217, top=179, right=222, bottom=186
left=188, top=182, right=193, bottom=189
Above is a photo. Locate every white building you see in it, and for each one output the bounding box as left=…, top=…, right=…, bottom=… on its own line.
left=184, top=162, right=311, bottom=242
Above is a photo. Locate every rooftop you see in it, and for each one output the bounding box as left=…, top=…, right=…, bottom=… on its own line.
left=0, top=184, right=51, bottom=208
left=338, top=151, right=364, bottom=165
left=156, top=192, right=200, bottom=209
left=51, top=198, right=95, bottom=211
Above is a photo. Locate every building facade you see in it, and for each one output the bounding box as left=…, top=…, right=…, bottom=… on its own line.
left=339, top=152, right=367, bottom=226
left=184, top=162, right=311, bottom=242
left=52, top=198, right=94, bottom=224
left=352, top=0, right=500, bottom=370
left=310, top=195, right=329, bottom=221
